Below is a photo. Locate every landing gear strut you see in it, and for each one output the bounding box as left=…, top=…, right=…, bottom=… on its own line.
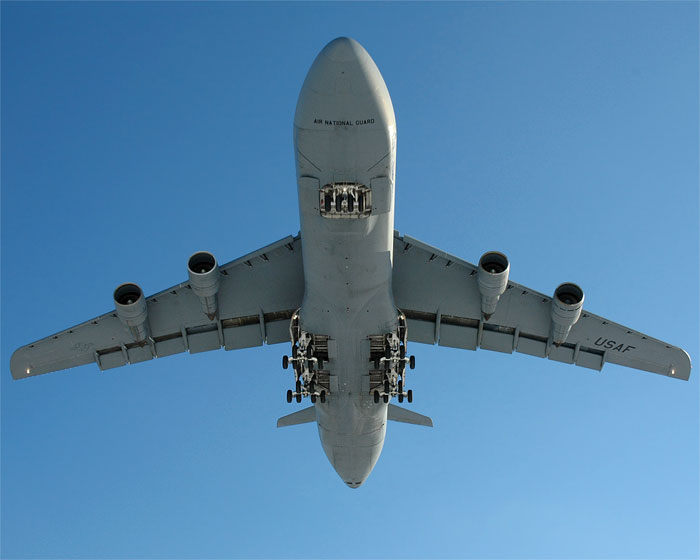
left=369, top=311, right=416, bottom=404
left=282, top=310, right=330, bottom=404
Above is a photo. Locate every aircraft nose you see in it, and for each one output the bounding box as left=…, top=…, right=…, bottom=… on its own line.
left=320, top=36, right=364, bottom=63
left=294, top=36, right=395, bottom=132
left=296, top=36, right=382, bottom=98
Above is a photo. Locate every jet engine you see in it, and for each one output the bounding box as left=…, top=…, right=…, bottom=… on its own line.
left=551, top=282, right=584, bottom=345
left=114, top=282, right=150, bottom=341
left=477, top=251, right=510, bottom=320
left=187, top=251, right=220, bottom=320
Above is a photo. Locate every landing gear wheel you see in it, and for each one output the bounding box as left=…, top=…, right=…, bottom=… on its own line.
left=398, top=393, right=404, bottom=403
left=320, top=391, right=326, bottom=403
left=398, top=380, right=403, bottom=393
left=384, top=380, right=390, bottom=394
left=311, top=394, right=317, bottom=403
left=292, top=346, right=298, bottom=359
left=400, top=345, right=406, bottom=359
left=286, top=389, right=293, bottom=403
left=296, top=393, right=302, bottom=403
left=407, top=389, right=413, bottom=403
left=373, top=391, right=380, bottom=404
left=282, top=355, right=289, bottom=369
left=295, top=380, right=301, bottom=393
left=383, top=394, right=389, bottom=403
left=385, top=345, right=392, bottom=359
left=409, top=355, right=416, bottom=369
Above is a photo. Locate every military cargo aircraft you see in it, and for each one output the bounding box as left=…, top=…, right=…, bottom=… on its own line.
left=11, top=37, right=692, bottom=488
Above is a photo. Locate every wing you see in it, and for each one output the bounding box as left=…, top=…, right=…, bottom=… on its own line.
left=11, top=235, right=304, bottom=379
left=392, top=233, right=691, bottom=380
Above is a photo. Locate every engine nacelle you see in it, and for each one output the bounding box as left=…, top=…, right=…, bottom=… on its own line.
left=187, top=251, right=220, bottom=320
left=551, top=282, right=584, bottom=345
left=114, top=282, right=150, bottom=341
left=477, top=251, right=510, bottom=320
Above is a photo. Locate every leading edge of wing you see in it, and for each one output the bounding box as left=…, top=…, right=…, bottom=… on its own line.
left=392, top=232, right=692, bottom=381
left=10, top=234, right=303, bottom=380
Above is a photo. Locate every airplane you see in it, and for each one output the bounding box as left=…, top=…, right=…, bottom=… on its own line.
left=10, top=37, right=692, bottom=489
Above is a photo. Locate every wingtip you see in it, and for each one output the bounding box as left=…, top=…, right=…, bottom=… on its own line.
left=10, top=347, right=30, bottom=380
left=670, top=348, right=692, bottom=381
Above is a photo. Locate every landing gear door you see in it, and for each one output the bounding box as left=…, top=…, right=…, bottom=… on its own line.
left=370, top=176, right=393, bottom=215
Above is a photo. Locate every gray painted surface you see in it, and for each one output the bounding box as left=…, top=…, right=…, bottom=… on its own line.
left=293, top=37, right=399, bottom=488
left=9, top=37, right=691, bottom=489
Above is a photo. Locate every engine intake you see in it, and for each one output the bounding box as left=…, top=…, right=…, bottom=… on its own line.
left=114, top=282, right=150, bottom=341
left=551, top=282, right=584, bottom=345
left=477, top=251, right=510, bottom=320
left=188, top=251, right=220, bottom=320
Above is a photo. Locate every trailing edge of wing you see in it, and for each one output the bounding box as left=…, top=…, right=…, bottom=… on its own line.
left=392, top=232, right=691, bottom=380
left=11, top=234, right=304, bottom=379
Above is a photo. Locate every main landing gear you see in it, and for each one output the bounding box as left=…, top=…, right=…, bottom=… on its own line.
left=370, top=312, right=415, bottom=404
left=282, top=311, right=330, bottom=404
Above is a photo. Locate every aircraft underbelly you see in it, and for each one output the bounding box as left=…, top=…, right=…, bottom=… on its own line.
left=291, top=37, right=399, bottom=487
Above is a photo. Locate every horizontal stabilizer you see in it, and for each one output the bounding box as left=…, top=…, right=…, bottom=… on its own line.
left=387, top=404, right=433, bottom=427
left=277, top=406, right=317, bottom=428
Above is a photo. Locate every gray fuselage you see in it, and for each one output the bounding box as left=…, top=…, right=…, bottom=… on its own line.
left=293, top=38, right=397, bottom=488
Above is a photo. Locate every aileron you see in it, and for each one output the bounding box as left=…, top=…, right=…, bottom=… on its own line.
left=11, top=235, right=304, bottom=380
left=393, top=232, right=691, bottom=381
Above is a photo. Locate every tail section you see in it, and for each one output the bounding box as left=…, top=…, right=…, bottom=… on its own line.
left=387, top=404, right=433, bottom=427
left=277, top=406, right=317, bottom=428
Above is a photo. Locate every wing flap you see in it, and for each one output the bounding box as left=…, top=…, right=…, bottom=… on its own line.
left=11, top=235, right=304, bottom=379
left=393, top=233, right=691, bottom=380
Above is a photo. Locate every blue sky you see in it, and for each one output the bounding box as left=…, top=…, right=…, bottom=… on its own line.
left=1, top=2, right=698, bottom=558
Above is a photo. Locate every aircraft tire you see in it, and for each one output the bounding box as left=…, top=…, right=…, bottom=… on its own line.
left=286, top=390, right=293, bottom=403
left=407, top=389, right=413, bottom=403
